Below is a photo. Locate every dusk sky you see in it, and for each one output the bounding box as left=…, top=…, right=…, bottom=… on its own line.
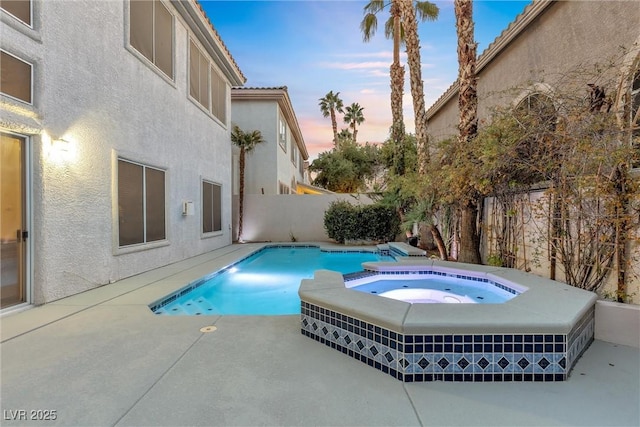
left=201, top=0, right=531, bottom=160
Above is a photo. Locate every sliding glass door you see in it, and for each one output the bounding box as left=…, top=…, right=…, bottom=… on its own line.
left=1, top=132, right=28, bottom=309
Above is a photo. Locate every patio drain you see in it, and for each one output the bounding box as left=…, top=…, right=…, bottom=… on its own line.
left=200, top=326, right=217, bottom=333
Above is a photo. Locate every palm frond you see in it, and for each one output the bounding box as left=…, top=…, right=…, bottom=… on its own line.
left=363, top=0, right=387, bottom=15
left=361, top=13, right=378, bottom=42
left=415, top=1, right=439, bottom=22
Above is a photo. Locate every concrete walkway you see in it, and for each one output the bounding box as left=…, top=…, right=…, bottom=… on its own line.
left=1, top=244, right=639, bottom=426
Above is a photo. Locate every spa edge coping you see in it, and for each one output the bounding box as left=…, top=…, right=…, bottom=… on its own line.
left=298, top=260, right=598, bottom=335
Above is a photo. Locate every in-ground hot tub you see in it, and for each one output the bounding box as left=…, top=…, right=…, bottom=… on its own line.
left=299, top=259, right=597, bottom=382
left=347, top=271, right=521, bottom=304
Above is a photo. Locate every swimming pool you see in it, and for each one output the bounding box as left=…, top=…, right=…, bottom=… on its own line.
left=150, top=245, right=394, bottom=316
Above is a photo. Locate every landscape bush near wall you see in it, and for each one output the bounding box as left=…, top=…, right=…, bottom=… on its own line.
left=324, top=200, right=400, bottom=244
left=232, top=194, right=376, bottom=243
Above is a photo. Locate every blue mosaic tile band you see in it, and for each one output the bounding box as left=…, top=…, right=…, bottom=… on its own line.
left=343, top=270, right=522, bottom=296
left=300, top=301, right=594, bottom=382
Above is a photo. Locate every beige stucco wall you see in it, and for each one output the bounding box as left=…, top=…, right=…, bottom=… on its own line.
left=429, top=0, right=640, bottom=129
left=482, top=188, right=640, bottom=304
left=1, top=0, right=240, bottom=304
left=234, top=194, right=376, bottom=243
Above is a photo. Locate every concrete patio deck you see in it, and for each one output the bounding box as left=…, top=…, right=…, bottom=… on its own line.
left=1, top=244, right=638, bottom=426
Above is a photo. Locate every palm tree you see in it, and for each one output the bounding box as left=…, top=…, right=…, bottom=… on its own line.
left=231, top=125, right=265, bottom=242
left=397, top=0, right=438, bottom=171
left=318, top=91, right=344, bottom=147
left=343, top=102, right=365, bottom=143
left=336, top=128, right=354, bottom=145
left=454, top=0, right=481, bottom=264
left=362, top=0, right=405, bottom=171
left=361, top=0, right=438, bottom=173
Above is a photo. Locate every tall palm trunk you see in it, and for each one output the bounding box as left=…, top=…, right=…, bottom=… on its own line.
left=237, top=147, right=246, bottom=241
left=398, top=0, right=430, bottom=170
left=429, top=224, right=448, bottom=260
left=455, top=0, right=481, bottom=264
left=455, top=0, right=478, bottom=147
left=459, top=201, right=481, bottom=263
left=330, top=109, right=339, bottom=148
left=390, top=0, right=406, bottom=175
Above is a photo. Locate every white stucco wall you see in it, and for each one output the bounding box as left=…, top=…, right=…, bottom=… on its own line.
left=1, top=1, right=240, bottom=304
left=231, top=100, right=278, bottom=195
left=231, top=89, right=308, bottom=196
left=234, top=194, right=376, bottom=242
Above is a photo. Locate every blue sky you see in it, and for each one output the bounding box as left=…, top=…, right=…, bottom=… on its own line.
left=201, top=0, right=531, bottom=159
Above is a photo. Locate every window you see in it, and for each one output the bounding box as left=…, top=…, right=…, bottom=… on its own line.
left=298, top=153, right=304, bottom=176
left=202, top=180, right=222, bottom=233
left=0, top=50, right=32, bottom=104
left=278, top=182, right=290, bottom=194
left=211, top=66, right=226, bottom=123
left=189, top=39, right=227, bottom=122
left=1, top=0, right=31, bottom=26
left=290, top=140, right=297, bottom=165
left=129, top=0, right=173, bottom=79
left=278, top=116, right=287, bottom=151
left=118, top=159, right=166, bottom=246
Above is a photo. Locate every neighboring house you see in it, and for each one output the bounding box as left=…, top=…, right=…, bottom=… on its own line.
left=0, top=0, right=245, bottom=311
left=230, top=87, right=310, bottom=196
left=427, top=0, right=639, bottom=144
left=425, top=0, right=639, bottom=299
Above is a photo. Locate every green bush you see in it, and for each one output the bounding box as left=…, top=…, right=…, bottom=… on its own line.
left=324, top=201, right=400, bottom=244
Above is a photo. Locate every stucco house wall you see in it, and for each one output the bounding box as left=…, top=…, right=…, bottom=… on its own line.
left=429, top=1, right=639, bottom=128
left=1, top=0, right=244, bottom=305
left=231, top=87, right=309, bottom=197
left=230, top=100, right=279, bottom=194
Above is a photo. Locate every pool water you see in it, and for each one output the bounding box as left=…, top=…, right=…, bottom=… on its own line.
left=153, top=246, right=394, bottom=316
left=349, top=276, right=516, bottom=304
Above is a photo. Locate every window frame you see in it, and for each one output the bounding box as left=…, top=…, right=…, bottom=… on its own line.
left=188, top=38, right=228, bottom=124
left=290, top=140, right=297, bottom=166
left=278, top=181, right=290, bottom=194
left=0, top=0, right=32, bottom=28
left=298, top=152, right=305, bottom=176
left=278, top=115, right=287, bottom=152
left=115, top=157, right=168, bottom=251
left=128, top=0, right=175, bottom=81
left=202, top=179, right=223, bottom=236
left=0, top=49, right=33, bottom=105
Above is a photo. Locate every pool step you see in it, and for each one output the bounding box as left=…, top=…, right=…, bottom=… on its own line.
left=388, top=242, right=426, bottom=257
left=158, top=297, right=218, bottom=316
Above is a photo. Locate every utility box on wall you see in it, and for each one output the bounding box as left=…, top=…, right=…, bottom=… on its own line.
left=182, top=201, right=194, bottom=216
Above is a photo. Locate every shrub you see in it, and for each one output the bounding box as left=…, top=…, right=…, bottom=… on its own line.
left=324, top=201, right=400, bottom=244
